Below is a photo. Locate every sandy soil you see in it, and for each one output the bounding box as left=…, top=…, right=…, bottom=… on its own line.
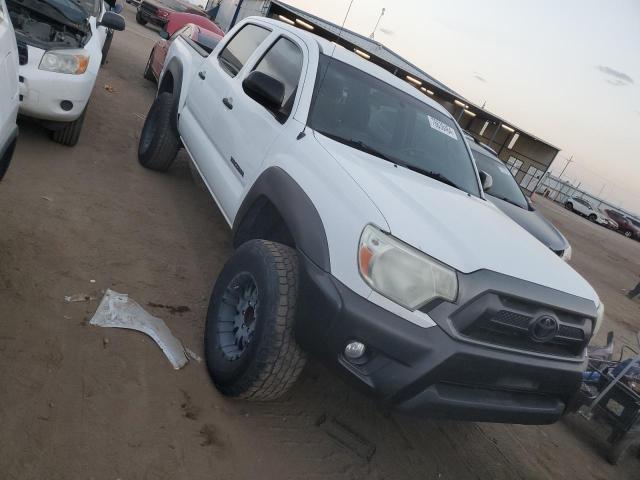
left=1, top=6, right=639, bottom=479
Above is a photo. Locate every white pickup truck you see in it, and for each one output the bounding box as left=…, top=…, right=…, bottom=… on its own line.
left=139, top=17, right=604, bottom=424
left=0, top=0, right=19, bottom=179
left=6, top=0, right=124, bottom=146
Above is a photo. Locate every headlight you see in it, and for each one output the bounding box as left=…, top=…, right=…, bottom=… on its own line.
left=561, top=244, right=572, bottom=261
left=358, top=225, right=458, bottom=310
left=39, top=50, right=90, bottom=75
left=593, top=302, right=605, bottom=337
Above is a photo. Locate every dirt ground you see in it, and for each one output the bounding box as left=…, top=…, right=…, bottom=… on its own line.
left=1, top=6, right=639, bottom=479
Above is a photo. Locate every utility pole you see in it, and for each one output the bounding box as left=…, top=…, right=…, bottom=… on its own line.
left=229, top=0, right=245, bottom=29
left=557, top=155, right=574, bottom=180
left=369, top=7, right=385, bottom=39
left=599, top=183, right=606, bottom=197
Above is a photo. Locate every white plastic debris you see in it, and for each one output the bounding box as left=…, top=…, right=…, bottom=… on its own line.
left=90, top=289, right=188, bottom=369
left=65, top=293, right=94, bottom=303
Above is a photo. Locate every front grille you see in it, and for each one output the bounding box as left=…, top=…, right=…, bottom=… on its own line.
left=460, top=309, right=587, bottom=357
left=17, top=41, right=28, bottom=65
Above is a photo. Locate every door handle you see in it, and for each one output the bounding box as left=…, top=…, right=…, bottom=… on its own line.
left=198, top=71, right=206, bottom=80
left=222, top=97, right=233, bottom=110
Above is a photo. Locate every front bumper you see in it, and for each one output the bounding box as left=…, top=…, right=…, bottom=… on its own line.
left=18, top=44, right=96, bottom=123
left=296, top=255, right=590, bottom=425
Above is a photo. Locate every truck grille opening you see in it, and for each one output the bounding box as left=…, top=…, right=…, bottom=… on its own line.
left=17, top=41, right=28, bottom=65
left=460, top=309, right=587, bottom=357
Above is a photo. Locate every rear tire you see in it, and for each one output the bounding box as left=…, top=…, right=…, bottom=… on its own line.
left=588, top=214, right=597, bottom=222
left=138, top=92, right=180, bottom=171
left=136, top=11, right=147, bottom=25
left=565, top=202, right=573, bottom=211
left=143, top=51, right=156, bottom=82
left=51, top=106, right=87, bottom=146
left=204, top=240, right=306, bottom=401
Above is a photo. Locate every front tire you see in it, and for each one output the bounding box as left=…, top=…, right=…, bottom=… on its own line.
left=51, top=106, right=87, bottom=146
left=136, top=11, right=147, bottom=25
left=624, top=230, right=633, bottom=238
left=204, top=240, right=306, bottom=401
left=138, top=92, right=180, bottom=171
left=101, top=30, right=113, bottom=66
left=565, top=202, right=573, bottom=211
left=588, top=213, right=597, bottom=222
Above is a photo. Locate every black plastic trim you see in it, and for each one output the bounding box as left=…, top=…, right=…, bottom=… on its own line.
left=159, top=58, right=183, bottom=131
left=232, top=167, right=330, bottom=271
left=0, top=126, right=19, bottom=182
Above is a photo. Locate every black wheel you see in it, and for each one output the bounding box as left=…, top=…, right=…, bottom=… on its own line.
left=565, top=202, right=573, bottom=211
left=51, top=106, right=87, bottom=146
left=607, top=434, right=640, bottom=465
left=136, top=11, right=147, bottom=25
left=138, top=92, right=180, bottom=171
left=624, top=230, right=633, bottom=238
left=204, top=240, right=306, bottom=401
left=588, top=213, right=597, bottom=222
left=101, top=31, right=113, bottom=66
left=143, top=51, right=156, bottom=82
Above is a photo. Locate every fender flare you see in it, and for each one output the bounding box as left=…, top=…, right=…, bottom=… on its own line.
left=232, top=167, right=331, bottom=272
left=158, top=58, right=183, bottom=130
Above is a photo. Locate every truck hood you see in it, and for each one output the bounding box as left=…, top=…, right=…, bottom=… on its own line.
left=314, top=133, right=599, bottom=304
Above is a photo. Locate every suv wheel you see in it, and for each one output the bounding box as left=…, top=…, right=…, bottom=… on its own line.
left=588, top=213, right=597, bottom=222
left=51, top=106, right=87, bottom=146
left=624, top=230, right=633, bottom=238
left=565, top=202, right=573, bottom=211
left=138, top=92, right=180, bottom=171
left=204, top=240, right=306, bottom=401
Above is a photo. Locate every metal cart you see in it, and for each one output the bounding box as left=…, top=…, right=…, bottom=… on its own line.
left=574, top=332, right=640, bottom=464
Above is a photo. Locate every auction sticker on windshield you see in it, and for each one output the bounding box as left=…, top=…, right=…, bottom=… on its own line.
left=427, top=115, right=457, bottom=140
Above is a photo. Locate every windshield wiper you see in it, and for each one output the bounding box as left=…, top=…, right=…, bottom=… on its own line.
left=496, top=195, right=527, bottom=210
left=318, top=132, right=394, bottom=163
left=398, top=164, right=461, bottom=191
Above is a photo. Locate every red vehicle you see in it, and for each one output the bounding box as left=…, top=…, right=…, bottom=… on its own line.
left=144, top=23, right=222, bottom=82
left=136, top=0, right=207, bottom=28
left=163, top=12, right=224, bottom=37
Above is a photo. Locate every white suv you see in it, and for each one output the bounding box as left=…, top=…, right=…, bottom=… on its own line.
left=0, top=0, right=18, bottom=180
left=138, top=17, right=604, bottom=424
left=6, top=0, right=124, bottom=145
left=565, top=196, right=607, bottom=224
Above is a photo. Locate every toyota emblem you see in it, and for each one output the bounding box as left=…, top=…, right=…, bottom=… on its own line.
left=529, top=315, right=559, bottom=343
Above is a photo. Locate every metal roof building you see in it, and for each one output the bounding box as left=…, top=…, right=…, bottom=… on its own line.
left=211, top=0, right=562, bottom=194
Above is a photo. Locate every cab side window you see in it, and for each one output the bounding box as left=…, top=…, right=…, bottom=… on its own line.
left=218, top=24, right=270, bottom=77
left=250, top=37, right=303, bottom=123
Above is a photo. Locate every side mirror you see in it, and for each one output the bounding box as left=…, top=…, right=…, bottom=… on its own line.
left=99, top=11, right=126, bottom=31
left=479, top=170, right=493, bottom=192
left=159, top=29, right=169, bottom=39
left=242, top=71, right=284, bottom=112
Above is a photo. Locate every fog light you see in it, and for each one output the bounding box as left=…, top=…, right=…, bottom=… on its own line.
left=344, top=341, right=366, bottom=360
left=60, top=100, right=73, bottom=111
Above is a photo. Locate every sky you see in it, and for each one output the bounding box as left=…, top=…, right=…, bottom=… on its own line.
left=286, top=0, right=640, bottom=211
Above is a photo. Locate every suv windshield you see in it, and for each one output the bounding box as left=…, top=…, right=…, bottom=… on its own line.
left=472, top=150, right=529, bottom=209
left=308, top=55, right=480, bottom=196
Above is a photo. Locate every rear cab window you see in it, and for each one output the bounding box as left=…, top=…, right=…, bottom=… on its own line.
left=249, top=36, right=303, bottom=123
left=218, top=23, right=270, bottom=77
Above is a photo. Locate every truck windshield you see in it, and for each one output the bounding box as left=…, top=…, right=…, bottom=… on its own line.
left=308, top=55, right=480, bottom=196
left=472, top=150, right=529, bottom=209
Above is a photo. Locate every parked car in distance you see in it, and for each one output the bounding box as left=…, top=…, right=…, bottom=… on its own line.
left=605, top=208, right=640, bottom=239
left=162, top=11, right=224, bottom=37
left=144, top=22, right=221, bottom=82
left=7, top=0, right=125, bottom=145
left=136, top=0, right=206, bottom=27
left=565, top=196, right=607, bottom=224
left=138, top=17, right=604, bottom=425
left=0, top=0, right=19, bottom=180
left=465, top=137, right=572, bottom=260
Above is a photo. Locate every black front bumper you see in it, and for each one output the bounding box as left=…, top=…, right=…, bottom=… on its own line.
left=296, top=255, right=589, bottom=425
left=0, top=126, right=18, bottom=182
